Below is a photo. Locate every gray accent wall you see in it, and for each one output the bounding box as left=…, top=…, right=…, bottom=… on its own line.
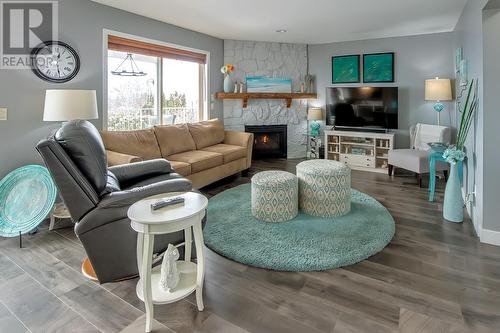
left=308, top=33, right=455, bottom=149
left=0, top=0, right=223, bottom=178
left=454, top=0, right=489, bottom=237
left=454, top=0, right=487, bottom=236
left=482, top=7, right=500, bottom=233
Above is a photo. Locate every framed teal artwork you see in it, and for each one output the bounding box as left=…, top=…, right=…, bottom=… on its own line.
left=332, top=55, right=360, bottom=84
left=363, top=52, right=395, bottom=83
left=246, top=76, right=292, bottom=93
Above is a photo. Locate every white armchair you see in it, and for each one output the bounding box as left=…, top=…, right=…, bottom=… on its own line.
left=388, top=123, right=450, bottom=187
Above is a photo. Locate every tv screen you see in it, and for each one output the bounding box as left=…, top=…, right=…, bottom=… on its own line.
left=326, top=87, right=398, bottom=130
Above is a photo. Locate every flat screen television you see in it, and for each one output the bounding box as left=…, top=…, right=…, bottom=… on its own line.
left=326, top=87, right=398, bottom=131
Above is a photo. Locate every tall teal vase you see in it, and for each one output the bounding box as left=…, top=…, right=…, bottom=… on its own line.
left=443, top=162, right=464, bottom=223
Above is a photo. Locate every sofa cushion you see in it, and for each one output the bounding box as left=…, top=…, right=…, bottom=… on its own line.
left=100, top=128, right=161, bottom=160
left=169, top=160, right=192, bottom=177
left=168, top=150, right=223, bottom=173
left=201, top=144, right=247, bottom=164
left=188, top=119, right=225, bottom=149
left=154, top=124, right=196, bottom=157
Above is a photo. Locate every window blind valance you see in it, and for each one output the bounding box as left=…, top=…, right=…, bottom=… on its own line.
left=108, top=35, right=207, bottom=64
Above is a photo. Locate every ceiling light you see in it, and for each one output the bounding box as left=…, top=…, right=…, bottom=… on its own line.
left=111, top=53, right=147, bottom=77
left=276, top=29, right=287, bottom=33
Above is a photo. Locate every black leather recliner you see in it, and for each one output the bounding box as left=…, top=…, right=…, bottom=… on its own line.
left=36, top=120, right=193, bottom=283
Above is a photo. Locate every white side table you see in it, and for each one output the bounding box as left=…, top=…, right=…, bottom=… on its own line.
left=128, top=192, right=208, bottom=333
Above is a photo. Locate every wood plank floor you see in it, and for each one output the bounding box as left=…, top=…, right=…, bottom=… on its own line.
left=1, top=159, right=500, bottom=333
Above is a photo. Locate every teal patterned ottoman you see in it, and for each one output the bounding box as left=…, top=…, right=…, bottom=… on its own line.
left=297, top=160, right=351, bottom=217
left=251, top=171, right=298, bottom=223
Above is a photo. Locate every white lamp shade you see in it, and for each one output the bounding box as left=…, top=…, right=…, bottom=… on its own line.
left=308, top=107, right=323, bottom=121
left=43, top=90, right=99, bottom=121
left=425, top=79, right=452, bottom=101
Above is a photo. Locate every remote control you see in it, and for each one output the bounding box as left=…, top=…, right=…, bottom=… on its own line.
left=151, top=197, right=185, bottom=211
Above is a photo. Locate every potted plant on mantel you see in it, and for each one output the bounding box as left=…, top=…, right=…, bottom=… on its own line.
left=442, top=78, right=478, bottom=223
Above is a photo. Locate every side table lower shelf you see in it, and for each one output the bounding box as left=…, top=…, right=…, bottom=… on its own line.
left=49, top=202, right=71, bottom=230
left=136, top=261, right=197, bottom=305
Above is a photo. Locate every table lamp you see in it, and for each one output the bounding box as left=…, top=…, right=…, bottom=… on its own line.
left=425, top=78, right=452, bottom=126
left=43, top=90, right=98, bottom=122
left=308, top=107, right=323, bottom=137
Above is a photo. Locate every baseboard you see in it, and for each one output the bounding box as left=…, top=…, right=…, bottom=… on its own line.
left=481, top=229, right=500, bottom=246
left=288, top=152, right=307, bottom=159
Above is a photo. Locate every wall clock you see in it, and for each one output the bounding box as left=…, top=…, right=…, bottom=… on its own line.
left=31, top=41, right=80, bottom=83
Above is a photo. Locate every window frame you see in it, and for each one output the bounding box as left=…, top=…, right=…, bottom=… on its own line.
left=102, top=30, right=210, bottom=130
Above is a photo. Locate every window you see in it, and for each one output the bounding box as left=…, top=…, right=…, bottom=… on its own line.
left=162, top=58, right=201, bottom=124
left=108, top=51, right=159, bottom=131
left=107, top=35, right=207, bottom=131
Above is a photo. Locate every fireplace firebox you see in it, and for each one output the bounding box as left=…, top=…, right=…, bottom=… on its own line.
left=245, top=125, right=287, bottom=159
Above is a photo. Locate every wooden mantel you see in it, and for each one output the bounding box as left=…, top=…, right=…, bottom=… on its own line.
left=215, top=92, right=317, bottom=108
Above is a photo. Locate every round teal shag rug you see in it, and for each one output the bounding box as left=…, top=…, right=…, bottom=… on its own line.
left=204, top=184, right=395, bottom=271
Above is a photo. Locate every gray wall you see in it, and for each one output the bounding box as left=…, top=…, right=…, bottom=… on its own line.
left=308, top=32, right=455, bottom=148
left=453, top=0, right=488, bottom=235
left=482, top=8, right=500, bottom=232
left=0, top=0, right=223, bottom=178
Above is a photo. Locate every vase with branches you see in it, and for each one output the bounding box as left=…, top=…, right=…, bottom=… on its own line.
left=442, top=79, right=478, bottom=222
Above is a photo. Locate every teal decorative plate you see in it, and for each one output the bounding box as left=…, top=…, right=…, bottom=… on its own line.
left=0, top=165, right=57, bottom=237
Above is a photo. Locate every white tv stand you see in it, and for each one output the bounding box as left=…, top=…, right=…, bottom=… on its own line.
left=324, top=129, right=395, bottom=174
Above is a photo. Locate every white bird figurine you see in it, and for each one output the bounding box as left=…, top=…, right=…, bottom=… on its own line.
left=159, top=244, right=180, bottom=291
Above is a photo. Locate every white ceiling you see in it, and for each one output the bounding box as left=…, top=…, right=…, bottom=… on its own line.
left=92, top=0, right=468, bottom=44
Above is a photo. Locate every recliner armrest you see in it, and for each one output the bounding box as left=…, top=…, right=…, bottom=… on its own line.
left=75, top=177, right=192, bottom=235
left=109, top=159, right=172, bottom=184
left=98, top=178, right=192, bottom=209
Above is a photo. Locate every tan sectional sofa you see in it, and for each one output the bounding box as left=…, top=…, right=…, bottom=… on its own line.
left=100, top=119, right=253, bottom=189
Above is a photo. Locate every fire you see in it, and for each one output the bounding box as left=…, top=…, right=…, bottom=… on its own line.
left=262, top=135, right=270, bottom=144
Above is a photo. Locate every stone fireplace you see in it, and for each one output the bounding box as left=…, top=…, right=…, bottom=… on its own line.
left=245, top=125, right=287, bottom=159
left=222, top=40, right=308, bottom=158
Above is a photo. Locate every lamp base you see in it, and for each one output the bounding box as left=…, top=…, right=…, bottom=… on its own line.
left=310, top=121, right=321, bottom=137
left=433, top=102, right=445, bottom=126
left=433, top=102, right=444, bottom=113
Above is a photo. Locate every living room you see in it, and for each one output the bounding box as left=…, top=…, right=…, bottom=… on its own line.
left=1, top=0, right=500, bottom=332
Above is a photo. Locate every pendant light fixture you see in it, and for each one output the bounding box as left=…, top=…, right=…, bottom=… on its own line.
left=111, top=53, right=147, bottom=77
